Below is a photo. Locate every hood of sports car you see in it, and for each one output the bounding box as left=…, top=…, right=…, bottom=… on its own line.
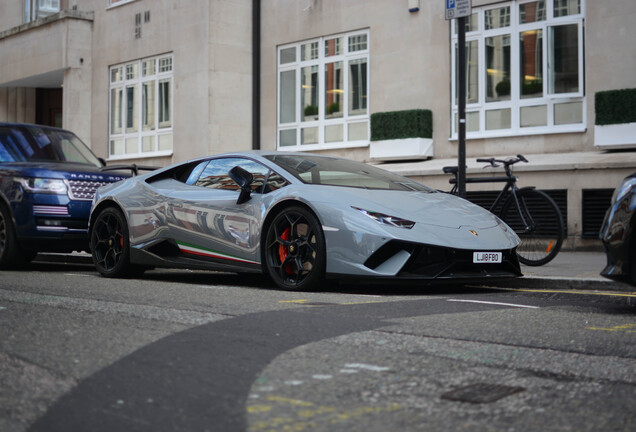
left=340, top=188, right=500, bottom=229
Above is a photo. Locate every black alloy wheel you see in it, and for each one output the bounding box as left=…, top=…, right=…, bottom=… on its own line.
left=91, top=206, right=141, bottom=278
left=264, top=206, right=325, bottom=291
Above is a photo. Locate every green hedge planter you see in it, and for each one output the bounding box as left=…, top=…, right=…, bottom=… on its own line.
left=369, top=109, right=433, bottom=160
left=595, top=89, right=636, bottom=149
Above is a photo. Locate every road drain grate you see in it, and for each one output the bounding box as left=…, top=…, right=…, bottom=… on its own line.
left=441, top=383, right=525, bottom=404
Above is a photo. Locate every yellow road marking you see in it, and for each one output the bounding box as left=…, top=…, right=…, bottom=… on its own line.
left=496, top=287, right=636, bottom=298
left=587, top=324, right=636, bottom=333
left=248, top=396, right=402, bottom=431
left=265, top=396, right=314, bottom=407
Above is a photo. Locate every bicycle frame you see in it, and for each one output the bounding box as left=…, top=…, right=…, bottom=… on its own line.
left=447, top=164, right=533, bottom=231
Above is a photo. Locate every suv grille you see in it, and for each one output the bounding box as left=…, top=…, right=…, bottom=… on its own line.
left=66, top=180, right=111, bottom=201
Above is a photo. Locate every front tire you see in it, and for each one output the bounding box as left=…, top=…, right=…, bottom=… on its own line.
left=264, top=206, right=326, bottom=291
left=0, top=204, right=35, bottom=269
left=90, top=206, right=143, bottom=278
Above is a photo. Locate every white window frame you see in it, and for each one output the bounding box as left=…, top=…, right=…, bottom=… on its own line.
left=107, top=0, right=138, bottom=8
left=450, top=0, right=585, bottom=140
left=24, top=0, right=60, bottom=23
left=108, top=54, right=174, bottom=160
left=277, top=30, right=370, bottom=151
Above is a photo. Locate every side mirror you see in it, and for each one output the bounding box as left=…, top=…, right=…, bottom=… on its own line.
left=228, top=166, right=254, bottom=204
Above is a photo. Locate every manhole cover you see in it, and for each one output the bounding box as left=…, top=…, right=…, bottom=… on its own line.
left=441, top=383, right=525, bottom=404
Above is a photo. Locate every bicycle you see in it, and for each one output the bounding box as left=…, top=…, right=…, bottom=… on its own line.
left=443, top=154, right=564, bottom=266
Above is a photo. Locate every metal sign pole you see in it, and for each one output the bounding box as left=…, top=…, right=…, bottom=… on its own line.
left=457, top=16, right=466, bottom=197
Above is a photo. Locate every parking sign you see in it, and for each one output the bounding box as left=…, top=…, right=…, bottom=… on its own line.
left=445, top=0, right=471, bottom=20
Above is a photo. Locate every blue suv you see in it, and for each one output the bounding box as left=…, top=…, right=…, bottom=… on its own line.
left=0, top=123, right=128, bottom=268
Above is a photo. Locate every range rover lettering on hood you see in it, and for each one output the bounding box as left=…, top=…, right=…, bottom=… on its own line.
left=69, top=173, right=127, bottom=181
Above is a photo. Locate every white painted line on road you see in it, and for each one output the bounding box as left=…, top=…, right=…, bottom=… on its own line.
left=0, top=306, right=5, bottom=311
left=447, top=299, right=539, bottom=309
left=345, top=363, right=390, bottom=372
left=312, top=374, right=333, bottom=380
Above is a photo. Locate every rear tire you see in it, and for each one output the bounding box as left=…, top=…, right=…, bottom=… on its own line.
left=500, top=189, right=564, bottom=266
left=90, top=206, right=144, bottom=278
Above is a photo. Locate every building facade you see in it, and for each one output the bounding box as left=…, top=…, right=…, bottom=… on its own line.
left=1, top=0, right=635, bottom=248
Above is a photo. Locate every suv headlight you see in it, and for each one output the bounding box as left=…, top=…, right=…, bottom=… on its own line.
left=15, top=177, right=68, bottom=195
left=353, top=207, right=415, bottom=229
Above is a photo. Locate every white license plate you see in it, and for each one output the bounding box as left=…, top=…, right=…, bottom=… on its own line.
left=473, top=252, right=502, bottom=263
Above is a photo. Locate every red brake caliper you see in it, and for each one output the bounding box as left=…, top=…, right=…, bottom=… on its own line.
left=278, top=227, right=293, bottom=274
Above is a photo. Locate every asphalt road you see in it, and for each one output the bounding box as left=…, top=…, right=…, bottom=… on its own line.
left=1, top=260, right=635, bottom=431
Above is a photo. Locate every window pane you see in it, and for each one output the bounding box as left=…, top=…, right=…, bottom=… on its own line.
left=486, top=35, right=511, bottom=102
left=279, top=70, right=296, bottom=124
left=325, top=124, right=343, bottom=143
left=301, top=127, right=318, bottom=145
left=455, top=112, right=480, bottom=132
left=159, top=78, right=172, bottom=127
left=455, top=41, right=479, bottom=104
left=549, top=24, right=579, bottom=94
left=454, top=13, right=478, bottom=34
left=553, top=0, right=580, bottom=17
left=554, top=101, right=582, bottom=125
left=126, top=63, right=138, bottom=80
left=348, top=122, right=368, bottom=141
left=348, top=58, right=367, bottom=115
left=348, top=34, right=368, bottom=52
left=125, top=84, right=138, bottom=133
left=142, top=136, right=155, bottom=152
left=485, top=6, right=510, bottom=30
left=325, top=61, right=343, bottom=118
left=520, top=30, right=543, bottom=98
left=110, top=139, right=123, bottom=155
left=279, top=129, right=296, bottom=147
left=325, top=37, right=343, bottom=57
left=110, top=88, right=123, bottom=134
left=142, top=59, right=155, bottom=77
left=520, top=1, right=545, bottom=24
left=301, top=66, right=319, bottom=121
left=301, top=42, right=318, bottom=61
left=111, top=67, right=123, bottom=83
left=159, top=57, right=173, bottom=73
left=158, top=133, right=173, bottom=151
left=142, top=82, right=155, bottom=131
left=280, top=47, right=296, bottom=64
left=125, top=137, right=138, bottom=154
left=486, top=108, right=511, bottom=130
left=521, top=105, right=547, bottom=127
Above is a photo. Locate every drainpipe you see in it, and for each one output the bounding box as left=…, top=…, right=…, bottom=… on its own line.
left=252, top=0, right=261, bottom=150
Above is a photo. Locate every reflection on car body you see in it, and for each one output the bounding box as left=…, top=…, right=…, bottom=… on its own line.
left=89, top=151, right=522, bottom=290
left=600, top=173, right=636, bottom=286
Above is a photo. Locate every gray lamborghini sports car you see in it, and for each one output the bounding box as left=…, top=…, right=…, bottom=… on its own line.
left=89, top=152, right=521, bottom=290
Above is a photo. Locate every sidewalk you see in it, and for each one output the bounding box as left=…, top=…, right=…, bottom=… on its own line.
left=509, top=251, right=635, bottom=292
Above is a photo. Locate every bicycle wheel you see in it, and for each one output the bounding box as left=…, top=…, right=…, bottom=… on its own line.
left=499, top=189, right=564, bottom=266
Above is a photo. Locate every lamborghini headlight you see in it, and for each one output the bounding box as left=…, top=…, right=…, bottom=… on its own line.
left=15, top=177, right=68, bottom=195
left=353, top=207, right=415, bottom=229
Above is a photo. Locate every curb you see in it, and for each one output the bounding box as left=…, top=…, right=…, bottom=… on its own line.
left=487, top=275, right=635, bottom=292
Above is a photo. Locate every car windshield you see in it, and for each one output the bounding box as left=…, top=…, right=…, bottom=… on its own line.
left=0, top=125, right=102, bottom=167
left=265, top=154, right=434, bottom=192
